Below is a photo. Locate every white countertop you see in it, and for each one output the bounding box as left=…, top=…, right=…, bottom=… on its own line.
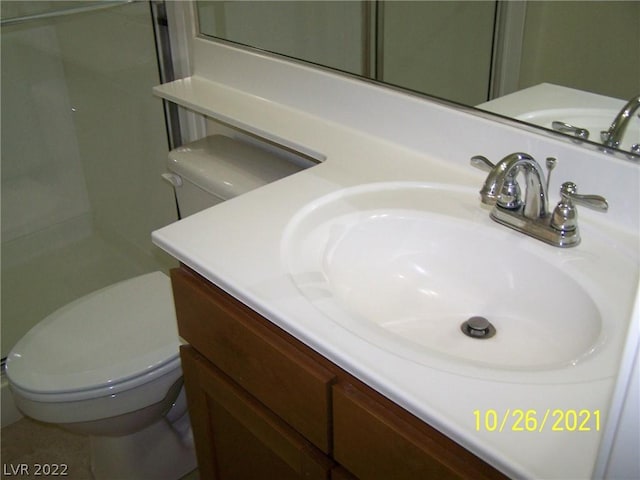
left=152, top=75, right=639, bottom=479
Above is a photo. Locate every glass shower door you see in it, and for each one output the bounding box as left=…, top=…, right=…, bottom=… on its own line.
left=1, top=1, right=177, bottom=361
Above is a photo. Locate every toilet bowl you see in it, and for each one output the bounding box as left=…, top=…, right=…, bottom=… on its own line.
left=6, top=272, right=196, bottom=479
left=5, top=135, right=305, bottom=479
left=7, top=272, right=183, bottom=430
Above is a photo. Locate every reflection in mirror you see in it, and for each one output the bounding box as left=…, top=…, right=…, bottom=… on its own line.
left=196, top=1, right=639, bottom=156
left=197, top=1, right=368, bottom=77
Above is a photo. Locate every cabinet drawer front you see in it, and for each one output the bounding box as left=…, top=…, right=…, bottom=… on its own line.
left=333, top=383, right=507, bottom=480
left=172, top=267, right=335, bottom=453
left=181, top=346, right=334, bottom=480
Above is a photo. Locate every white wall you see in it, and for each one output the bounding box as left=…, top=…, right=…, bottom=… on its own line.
left=606, top=348, right=640, bottom=478
left=597, top=289, right=640, bottom=479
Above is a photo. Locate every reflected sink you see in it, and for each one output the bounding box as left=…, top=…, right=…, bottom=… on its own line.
left=516, top=108, right=640, bottom=152
left=477, top=84, right=639, bottom=154
left=282, top=182, right=605, bottom=378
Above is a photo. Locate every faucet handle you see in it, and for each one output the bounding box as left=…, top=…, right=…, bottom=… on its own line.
left=470, top=155, right=495, bottom=172
left=551, top=182, right=608, bottom=233
left=552, top=121, right=590, bottom=139
left=470, top=154, right=522, bottom=208
left=559, top=182, right=608, bottom=211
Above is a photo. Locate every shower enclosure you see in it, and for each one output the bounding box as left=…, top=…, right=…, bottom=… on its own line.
left=1, top=1, right=177, bottom=376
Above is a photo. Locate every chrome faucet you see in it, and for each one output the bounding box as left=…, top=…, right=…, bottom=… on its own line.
left=476, top=152, right=549, bottom=219
left=601, top=94, right=640, bottom=153
left=471, top=153, right=608, bottom=247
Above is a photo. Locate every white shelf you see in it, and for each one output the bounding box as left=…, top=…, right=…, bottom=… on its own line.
left=154, top=76, right=325, bottom=161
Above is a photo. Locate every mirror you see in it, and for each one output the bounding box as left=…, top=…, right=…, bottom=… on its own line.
left=196, top=1, right=639, bottom=156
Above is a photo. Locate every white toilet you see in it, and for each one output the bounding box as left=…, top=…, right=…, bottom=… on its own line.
left=5, top=135, right=303, bottom=480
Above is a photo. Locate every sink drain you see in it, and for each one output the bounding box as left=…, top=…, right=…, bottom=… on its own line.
left=461, top=316, right=496, bottom=339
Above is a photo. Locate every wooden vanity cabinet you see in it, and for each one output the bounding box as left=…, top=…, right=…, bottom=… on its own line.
left=180, top=346, right=334, bottom=479
left=171, top=265, right=335, bottom=454
left=171, top=266, right=508, bottom=480
left=333, top=380, right=505, bottom=480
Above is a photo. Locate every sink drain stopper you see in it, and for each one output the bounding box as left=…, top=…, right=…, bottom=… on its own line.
left=461, top=316, right=496, bottom=339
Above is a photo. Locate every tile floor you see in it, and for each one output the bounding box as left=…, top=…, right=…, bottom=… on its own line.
left=1, top=417, right=198, bottom=479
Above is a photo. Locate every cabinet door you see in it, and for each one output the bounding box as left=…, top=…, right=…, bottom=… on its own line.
left=333, top=382, right=507, bottom=480
left=172, top=267, right=335, bottom=453
left=330, top=466, right=358, bottom=480
left=181, top=346, right=334, bottom=480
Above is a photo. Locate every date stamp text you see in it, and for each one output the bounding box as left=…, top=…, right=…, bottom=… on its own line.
left=474, top=409, right=601, bottom=433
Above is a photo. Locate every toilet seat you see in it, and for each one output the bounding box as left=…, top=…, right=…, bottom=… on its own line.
left=6, top=272, right=180, bottom=403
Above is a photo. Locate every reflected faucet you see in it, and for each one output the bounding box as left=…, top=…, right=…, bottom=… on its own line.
left=601, top=94, right=640, bottom=151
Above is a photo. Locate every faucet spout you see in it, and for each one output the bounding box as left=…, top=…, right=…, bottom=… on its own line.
left=485, top=152, right=549, bottom=219
left=602, top=94, right=640, bottom=149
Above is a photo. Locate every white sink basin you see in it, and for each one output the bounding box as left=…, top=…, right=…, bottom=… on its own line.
left=517, top=108, right=640, bottom=151
left=282, top=182, right=634, bottom=382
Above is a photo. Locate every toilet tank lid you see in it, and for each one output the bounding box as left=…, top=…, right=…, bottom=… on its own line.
left=6, top=272, right=180, bottom=395
left=167, top=135, right=304, bottom=200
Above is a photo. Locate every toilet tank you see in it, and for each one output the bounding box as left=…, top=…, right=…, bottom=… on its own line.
left=165, top=135, right=306, bottom=217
